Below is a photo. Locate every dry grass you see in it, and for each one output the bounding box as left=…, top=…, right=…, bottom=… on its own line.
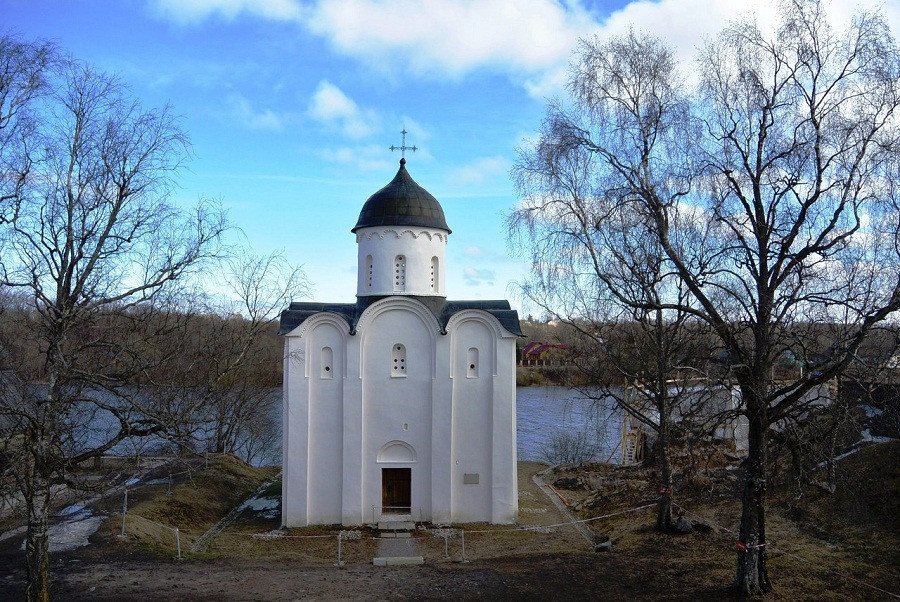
left=544, top=441, right=900, bottom=600
left=205, top=461, right=586, bottom=565
left=102, top=446, right=899, bottom=599
left=101, top=455, right=278, bottom=556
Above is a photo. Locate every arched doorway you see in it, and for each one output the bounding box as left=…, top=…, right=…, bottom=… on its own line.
left=381, top=468, right=411, bottom=513
left=377, top=441, right=416, bottom=515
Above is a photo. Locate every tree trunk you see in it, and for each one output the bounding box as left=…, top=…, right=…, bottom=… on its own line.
left=24, top=472, right=51, bottom=602
left=656, top=413, right=673, bottom=531
left=653, top=307, right=674, bottom=532
left=732, top=408, right=772, bottom=595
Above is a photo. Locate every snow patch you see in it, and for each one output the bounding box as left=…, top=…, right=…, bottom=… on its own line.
left=816, top=432, right=898, bottom=468
left=58, top=504, right=86, bottom=517
left=123, top=477, right=141, bottom=486
left=859, top=429, right=894, bottom=444
left=240, top=497, right=279, bottom=512
left=860, top=405, right=883, bottom=418
left=239, top=495, right=280, bottom=519
left=22, top=510, right=103, bottom=553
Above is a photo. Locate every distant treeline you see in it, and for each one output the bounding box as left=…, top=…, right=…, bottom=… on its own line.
left=0, top=291, right=284, bottom=388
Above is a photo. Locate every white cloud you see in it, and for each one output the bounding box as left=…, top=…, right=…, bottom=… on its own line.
left=595, top=0, right=899, bottom=87
left=321, top=144, right=393, bottom=172
left=308, top=80, right=380, bottom=139
left=463, top=266, right=496, bottom=286
left=151, top=0, right=303, bottom=24
left=596, top=0, right=780, bottom=79
left=305, top=0, right=898, bottom=97
left=227, top=92, right=285, bottom=130
left=451, top=156, right=509, bottom=186
left=464, top=245, right=486, bottom=257
left=151, top=0, right=900, bottom=99
left=307, top=0, right=597, bottom=80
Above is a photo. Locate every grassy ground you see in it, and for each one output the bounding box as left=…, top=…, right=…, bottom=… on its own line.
left=105, top=447, right=900, bottom=599
left=191, top=460, right=586, bottom=564
left=94, top=455, right=279, bottom=556
left=548, top=440, right=900, bottom=600
left=2, top=445, right=897, bottom=599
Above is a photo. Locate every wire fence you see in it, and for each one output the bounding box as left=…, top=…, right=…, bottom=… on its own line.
left=197, top=502, right=656, bottom=566
left=112, top=476, right=899, bottom=601
left=119, top=511, right=182, bottom=559
left=112, top=451, right=237, bottom=559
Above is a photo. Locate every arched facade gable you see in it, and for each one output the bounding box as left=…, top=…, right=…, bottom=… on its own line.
left=447, top=310, right=507, bottom=378
left=445, top=309, right=518, bottom=339
left=377, top=440, right=417, bottom=463
left=284, top=311, right=351, bottom=340
left=284, top=313, right=350, bottom=379
left=357, top=297, right=440, bottom=379
left=356, top=297, right=441, bottom=338
left=355, top=228, right=447, bottom=243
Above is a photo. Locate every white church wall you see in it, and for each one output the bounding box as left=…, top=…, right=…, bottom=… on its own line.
left=491, top=336, right=518, bottom=524
left=450, top=319, right=495, bottom=522
left=359, top=300, right=439, bottom=522
left=356, top=227, right=447, bottom=297
left=306, top=321, right=345, bottom=524
left=340, top=335, right=364, bottom=526
left=282, top=332, right=310, bottom=526
left=430, top=339, right=454, bottom=524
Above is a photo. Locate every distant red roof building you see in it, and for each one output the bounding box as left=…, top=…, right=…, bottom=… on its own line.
left=520, top=342, right=572, bottom=365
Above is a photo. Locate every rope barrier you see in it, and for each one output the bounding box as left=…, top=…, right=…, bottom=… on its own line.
left=124, top=512, right=176, bottom=532
left=460, top=502, right=657, bottom=535
left=123, top=513, right=182, bottom=559
left=781, top=548, right=900, bottom=599
left=213, top=503, right=657, bottom=542
left=219, top=531, right=335, bottom=539
left=673, top=503, right=900, bottom=599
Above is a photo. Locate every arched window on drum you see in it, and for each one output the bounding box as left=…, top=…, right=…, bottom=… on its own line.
left=365, top=255, right=374, bottom=291
left=393, top=255, right=406, bottom=292
left=430, top=256, right=439, bottom=292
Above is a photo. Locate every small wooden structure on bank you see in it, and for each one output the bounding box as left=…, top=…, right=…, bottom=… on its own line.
left=618, top=380, right=835, bottom=464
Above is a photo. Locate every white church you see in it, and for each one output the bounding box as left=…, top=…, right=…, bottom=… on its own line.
left=280, top=157, right=521, bottom=527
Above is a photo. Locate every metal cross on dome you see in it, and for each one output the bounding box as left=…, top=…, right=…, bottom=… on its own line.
left=390, top=128, right=417, bottom=158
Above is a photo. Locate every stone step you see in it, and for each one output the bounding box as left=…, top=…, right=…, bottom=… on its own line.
left=379, top=532, right=411, bottom=538
left=373, top=556, right=424, bottom=566
left=377, top=521, right=415, bottom=531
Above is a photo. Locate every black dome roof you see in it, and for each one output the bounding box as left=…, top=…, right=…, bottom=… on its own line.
left=352, top=159, right=450, bottom=233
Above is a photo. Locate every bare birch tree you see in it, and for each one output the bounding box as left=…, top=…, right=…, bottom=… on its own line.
left=193, top=253, right=307, bottom=461
left=0, top=39, right=227, bottom=601
left=511, top=31, right=707, bottom=532
left=512, top=0, right=900, bottom=593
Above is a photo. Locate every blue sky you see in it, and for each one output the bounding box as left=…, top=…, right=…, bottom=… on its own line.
left=3, top=0, right=897, bottom=313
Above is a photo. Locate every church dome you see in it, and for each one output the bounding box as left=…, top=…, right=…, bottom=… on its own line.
left=352, top=158, right=451, bottom=233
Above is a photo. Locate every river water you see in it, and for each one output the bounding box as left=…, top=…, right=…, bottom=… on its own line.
left=91, top=386, right=622, bottom=465
left=516, top=386, right=621, bottom=463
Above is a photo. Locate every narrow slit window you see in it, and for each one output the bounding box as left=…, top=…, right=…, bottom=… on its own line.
left=394, top=255, right=406, bottom=291
left=391, top=343, right=407, bottom=377
left=430, top=256, right=438, bottom=292
left=321, top=346, right=333, bottom=379
left=365, top=255, right=373, bottom=291
left=467, top=347, right=478, bottom=378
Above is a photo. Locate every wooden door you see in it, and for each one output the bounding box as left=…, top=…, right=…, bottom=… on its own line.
left=381, top=468, right=411, bottom=513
